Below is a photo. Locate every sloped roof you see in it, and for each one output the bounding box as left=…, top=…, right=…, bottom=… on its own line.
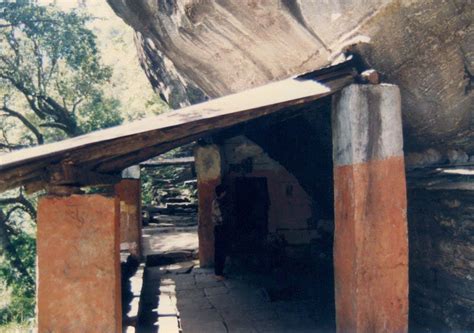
left=0, top=60, right=356, bottom=193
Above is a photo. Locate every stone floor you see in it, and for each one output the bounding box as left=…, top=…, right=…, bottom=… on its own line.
left=137, top=261, right=335, bottom=333
left=135, top=220, right=335, bottom=332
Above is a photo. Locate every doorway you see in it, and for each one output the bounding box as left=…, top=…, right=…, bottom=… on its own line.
left=232, top=177, right=270, bottom=266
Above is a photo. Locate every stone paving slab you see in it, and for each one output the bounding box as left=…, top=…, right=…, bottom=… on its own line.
left=247, top=308, right=279, bottom=322
left=217, top=308, right=249, bottom=323
left=204, top=286, right=229, bottom=297
left=224, top=319, right=258, bottom=333
left=155, top=316, right=180, bottom=333
left=179, top=309, right=223, bottom=326
left=180, top=320, right=227, bottom=333
left=176, top=295, right=213, bottom=310
left=253, top=319, right=288, bottom=333
left=156, top=295, right=178, bottom=316
left=223, top=279, right=253, bottom=290
left=176, top=288, right=205, bottom=299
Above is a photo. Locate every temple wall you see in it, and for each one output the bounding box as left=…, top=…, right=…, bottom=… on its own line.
left=222, top=135, right=315, bottom=248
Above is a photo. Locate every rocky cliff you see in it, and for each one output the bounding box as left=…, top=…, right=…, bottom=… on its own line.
left=107, top=0, right=472, bottom=154
left=105, top=2, right=474, bottom=331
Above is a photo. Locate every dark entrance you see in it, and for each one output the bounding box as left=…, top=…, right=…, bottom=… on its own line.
left=232, top=177, right=270, bottom=266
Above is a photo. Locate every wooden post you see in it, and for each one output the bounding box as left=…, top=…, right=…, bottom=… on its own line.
left=194, top=144, right=224, bottom=267
left=332, top=84, right=408, bottom=332
left=37, top=194, right=122, bottom=332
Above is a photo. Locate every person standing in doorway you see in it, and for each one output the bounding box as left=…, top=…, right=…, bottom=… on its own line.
left=212, top=183, right=231, bottom=280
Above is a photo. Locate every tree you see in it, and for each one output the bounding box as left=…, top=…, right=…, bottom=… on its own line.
left=0, top=2, right=124, bottom=325
left=0, top=2, right=122, bottom=144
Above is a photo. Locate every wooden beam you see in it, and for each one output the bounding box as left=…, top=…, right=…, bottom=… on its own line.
left=48, top=163, right=120, bottom=187
left=140, top=157, right=195, bottom=167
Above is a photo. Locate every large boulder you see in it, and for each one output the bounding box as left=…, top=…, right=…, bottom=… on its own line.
left=107, top=0, right=473, bottom=153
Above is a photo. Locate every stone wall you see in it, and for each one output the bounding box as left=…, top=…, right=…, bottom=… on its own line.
left=407, top=184, right=474, bottom=331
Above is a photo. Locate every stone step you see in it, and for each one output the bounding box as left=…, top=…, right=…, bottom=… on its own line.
left=165, top=202, right=197, bottom=209
left=149, top=226, right=198, bottom=234
left=151, top=222, right=197, bottom=230
left=150, top=214, right=196, bottom=224
left=165, top=196, right=191, bottom=203
left=183, top=179, right=197, bottom=187
left=151, top=179, right=172, bottom=186
left=158, top=208, right=197, bottom=216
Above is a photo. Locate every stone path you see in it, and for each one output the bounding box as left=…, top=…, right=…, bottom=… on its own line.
left=142, top=224, right=198, bottom=257
left=137, top=262, right=333, bottom=333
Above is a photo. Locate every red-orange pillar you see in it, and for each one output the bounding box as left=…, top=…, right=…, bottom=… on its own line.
left=37, top=194, right=122, bottom=333
left=332, top=84, right=408, bottom=333
left=115, top=176, right=142, bottom=259
left=194, top=143, right=224, bottom=267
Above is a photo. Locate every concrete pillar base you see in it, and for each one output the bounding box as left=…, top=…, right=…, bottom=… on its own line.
left=37, top=194, right=121, bottom=333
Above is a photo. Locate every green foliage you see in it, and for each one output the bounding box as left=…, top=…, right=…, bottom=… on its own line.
left=141, top=170, right=155, bottom=206
left=78, top=91, right=122, bottom=132
left=141, top=165, right=197, bottom=206
left=143, top=95, right=169, bottom=117
left=0, top=321, right=33, bottom=333
left=0, top=231, right=36, bottom=325
left=125, top=94, right=169, bottom=122
left=0, top=196, right=36, bottom=326
left=0, top=2, right=122, bottom=141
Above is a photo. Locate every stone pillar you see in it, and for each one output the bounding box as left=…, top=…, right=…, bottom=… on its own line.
left=115, top=166, right=142, bottom=259
left=332, top=84, right=408, bottom=333
left=37, top=194, right=121, bottom=333
left=194, top=144, right=223, bottom=267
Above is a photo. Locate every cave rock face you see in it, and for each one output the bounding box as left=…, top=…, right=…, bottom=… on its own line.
left=108, top=0, right=473, bottom=153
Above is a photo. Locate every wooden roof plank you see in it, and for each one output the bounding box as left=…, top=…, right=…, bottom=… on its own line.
left=0, top=62, right=356, bottom=192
